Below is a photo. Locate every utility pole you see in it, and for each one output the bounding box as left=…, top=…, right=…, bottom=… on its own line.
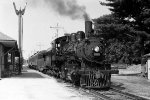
left=13, top=2, right=27, bottom=74
left=50, top=23, right=63, bottom=39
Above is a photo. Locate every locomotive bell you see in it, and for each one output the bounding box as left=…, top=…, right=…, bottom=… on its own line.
left=85, top=21, right=92, bottom=38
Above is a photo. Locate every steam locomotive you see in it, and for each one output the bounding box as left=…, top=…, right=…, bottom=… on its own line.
left=28, top=21, right=112, bottom=89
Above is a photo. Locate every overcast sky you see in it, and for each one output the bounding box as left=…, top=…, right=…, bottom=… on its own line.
left=0, top=0, right=110, bottom=59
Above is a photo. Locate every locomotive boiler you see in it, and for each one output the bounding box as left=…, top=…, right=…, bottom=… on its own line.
left=51, top=21, right=111, bottom=89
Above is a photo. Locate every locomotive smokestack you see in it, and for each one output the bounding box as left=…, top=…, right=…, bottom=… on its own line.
left=85, top=21, right=92, bottom=38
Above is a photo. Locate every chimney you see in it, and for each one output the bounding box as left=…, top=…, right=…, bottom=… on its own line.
left=85, top=21, right=92, bottom=38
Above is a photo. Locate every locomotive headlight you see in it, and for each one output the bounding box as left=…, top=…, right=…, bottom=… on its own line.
left=94, top=46, right=100, bottom=52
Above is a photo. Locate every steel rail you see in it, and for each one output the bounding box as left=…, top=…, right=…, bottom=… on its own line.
left=110, top=87, right=149, bottom=100
left=46, top=72, right=149, bottom=100
left=72, top=86, right=149, bottom=100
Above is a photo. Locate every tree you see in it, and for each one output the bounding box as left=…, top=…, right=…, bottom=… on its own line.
left=100, top=0, right=150, bottom=37
left=93, top=14, right=141, bottom=64
left=99, top=0, right=150, bottom=60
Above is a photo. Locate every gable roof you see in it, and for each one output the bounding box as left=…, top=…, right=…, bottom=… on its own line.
left=0, top=32, right=14, bottom=41
left=0, top=32, right=17, bottom=48
left=0, top=32, right=20, bottom=56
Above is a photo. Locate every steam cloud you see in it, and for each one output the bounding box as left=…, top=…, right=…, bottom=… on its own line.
left=31, top=0, right=90, bottom=21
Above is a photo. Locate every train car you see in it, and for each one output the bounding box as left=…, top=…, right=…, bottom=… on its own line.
left=28, top=50, right=46, bottom=71
left=36, top=50, right=47, bottom=72
left=42, top=48, right=52, bottom=73
left=28, top=53, right=38, bottom=70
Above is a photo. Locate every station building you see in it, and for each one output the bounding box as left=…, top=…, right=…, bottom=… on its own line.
left=0, top=32, right=20, bottom=78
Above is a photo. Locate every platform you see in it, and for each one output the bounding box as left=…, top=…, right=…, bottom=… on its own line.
left=0, top=67, right=95, bottom=100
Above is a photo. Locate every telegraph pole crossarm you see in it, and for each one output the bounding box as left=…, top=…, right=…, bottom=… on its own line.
left=50, top=23, right=64, bottom=39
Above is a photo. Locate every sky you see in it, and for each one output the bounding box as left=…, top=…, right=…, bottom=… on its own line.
left=0, top=0, right=110, bottom=59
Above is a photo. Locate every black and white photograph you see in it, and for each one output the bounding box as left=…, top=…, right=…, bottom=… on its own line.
left=0, top=0, right=150, bottom=100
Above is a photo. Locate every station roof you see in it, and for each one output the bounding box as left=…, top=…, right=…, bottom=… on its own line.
left=0, top=32, right=19, bottom=56
left=0, top=32, right=17, bottom=48
left=0, top=32, right=14, bottom=40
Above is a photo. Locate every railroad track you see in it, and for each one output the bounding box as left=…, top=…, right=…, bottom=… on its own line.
left=79, top=87, right=149, bottom=100
left=46, top=74, right=149, bottom=100
left=109, top=87, right=148, bottom=100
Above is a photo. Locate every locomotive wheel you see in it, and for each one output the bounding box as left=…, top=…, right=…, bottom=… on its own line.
left=71, top=72, right=81, bottom=86
left=61, top=71, right=66, bottom=80
left=80, top=75, right=87, bottom=88
left=74, top=80, right=80, bottom=86
left=60, top=69, right=68, bottom=80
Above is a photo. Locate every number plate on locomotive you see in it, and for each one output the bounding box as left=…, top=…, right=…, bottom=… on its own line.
left=94, top=53, right=100, bottom=56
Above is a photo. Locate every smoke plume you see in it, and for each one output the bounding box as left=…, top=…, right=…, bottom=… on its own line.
left=31, top=0, right=90, bottom=21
